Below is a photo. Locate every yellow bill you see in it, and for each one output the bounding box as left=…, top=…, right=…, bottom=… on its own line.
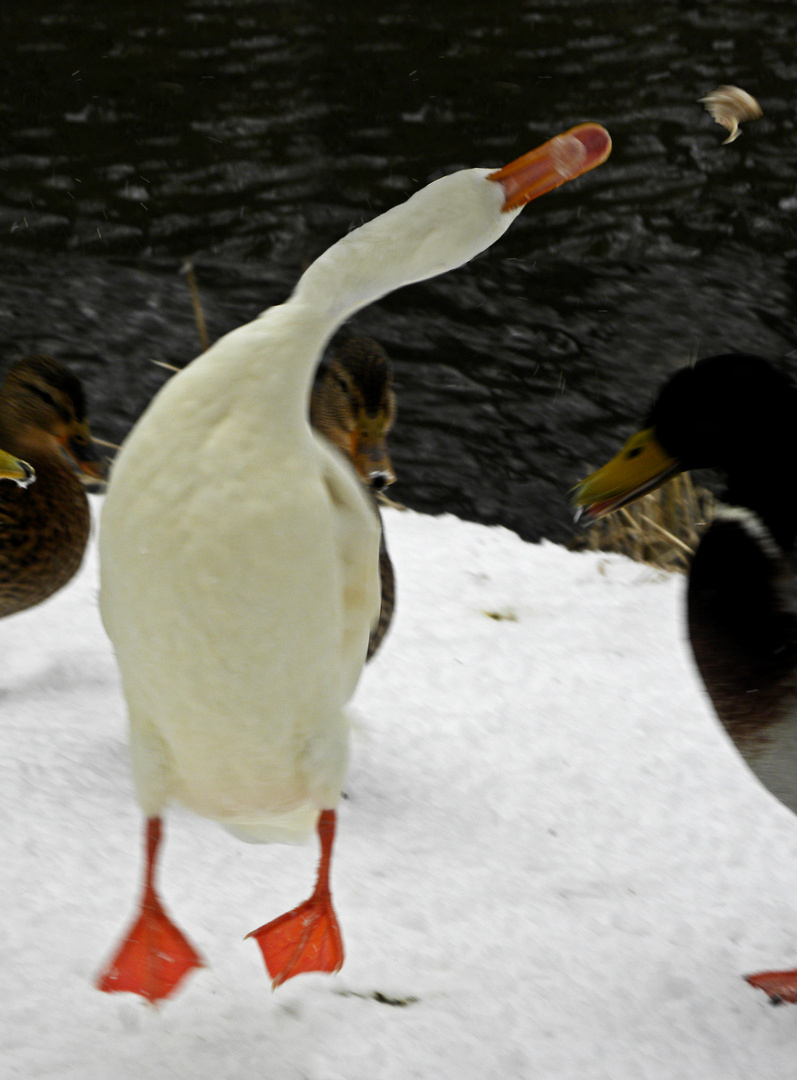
left=0, top=449, right=35, bottom=488
left=572, top=427, right=681, bottom=524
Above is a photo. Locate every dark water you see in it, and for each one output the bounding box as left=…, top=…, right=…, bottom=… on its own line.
left=3, top=0, right=797, bottom=542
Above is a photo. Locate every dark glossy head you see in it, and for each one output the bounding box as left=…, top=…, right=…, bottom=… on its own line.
left=574, top=353, right=797, bottom=547
left=647, top=353, right=797, bottom=473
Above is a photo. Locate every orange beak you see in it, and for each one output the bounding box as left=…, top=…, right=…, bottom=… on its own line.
left=488, top=123, right=612, bottom=211
left=347, top=429, right=396, bottom=490
left=58, top=422, right=107, bottom=480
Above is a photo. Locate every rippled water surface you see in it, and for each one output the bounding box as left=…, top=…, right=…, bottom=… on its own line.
left=3, top=0, right=797, bottom=540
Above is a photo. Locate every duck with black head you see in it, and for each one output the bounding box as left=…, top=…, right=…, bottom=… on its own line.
left=573, top=352, right=797, bottom=1004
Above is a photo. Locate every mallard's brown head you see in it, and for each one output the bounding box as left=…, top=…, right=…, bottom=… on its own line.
left=311, top=338, right=397, bottom=492
left=0, top=355, right=105, bottom=480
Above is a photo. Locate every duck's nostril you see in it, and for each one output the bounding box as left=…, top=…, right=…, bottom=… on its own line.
left=369, top=471, right=390, bottom=492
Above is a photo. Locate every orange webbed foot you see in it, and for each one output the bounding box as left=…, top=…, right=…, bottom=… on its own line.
left=745, top=968, right=797, bottom=1004
left=97, top=818, right=203, bottom=1004
left=247, top=808, right=343, bottom=989
left=97, top=891, right=205, bottom=1004
left=247, top=893, right=343, bottom=988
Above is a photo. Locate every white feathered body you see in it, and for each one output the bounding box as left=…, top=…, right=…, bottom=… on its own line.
left=99, top=166, right=519, bottom=844
left=100, top=305, right=380, bottom=842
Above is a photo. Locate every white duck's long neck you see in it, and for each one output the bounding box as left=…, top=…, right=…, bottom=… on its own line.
left=217, top=166, right=518, bottom=439
left=288, top=167, right=516, bottom=331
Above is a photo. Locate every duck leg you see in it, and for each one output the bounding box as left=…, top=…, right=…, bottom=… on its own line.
left=246, top=808, right=344, bottom=988
left=746, top=969, right=797, bottom=1004
left=96, top=817, right=204, bottom=1003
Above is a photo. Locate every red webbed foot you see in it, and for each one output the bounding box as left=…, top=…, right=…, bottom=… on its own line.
left=96, top=891, right=204, bottom=1003
left=746, top=968, right=797, bottom=1004
left=247, top=808, right=344, bottom=988
left=247, top=892, right=343, bottom=988
left=96, top=817, right=204, bottom=1004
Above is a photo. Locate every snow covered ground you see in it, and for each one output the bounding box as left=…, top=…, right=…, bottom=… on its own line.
left=3, top=498, right=797, bottom=1079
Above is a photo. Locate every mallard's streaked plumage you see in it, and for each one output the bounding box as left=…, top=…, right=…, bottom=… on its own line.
left=311, top=337, right=396, bottom=492
left=573, top=352, right=797, bottom=1004
left=0, top=355, right=102, bottom=617
left=312, top=337, right=396, bottom=660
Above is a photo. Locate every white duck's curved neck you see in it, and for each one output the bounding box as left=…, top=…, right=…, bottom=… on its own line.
left=224, top=166, right=512, bottom=431
left=288, top=166, right=509, bottom=331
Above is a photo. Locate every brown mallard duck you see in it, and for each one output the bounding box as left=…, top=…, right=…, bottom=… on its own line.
left=573, top=352, right=797, bottom=1004
left=311, top=337, right=397, bottom=660
left=310, top=337, right=397, bottom=492
left=0, top=355, right=104, bottom=616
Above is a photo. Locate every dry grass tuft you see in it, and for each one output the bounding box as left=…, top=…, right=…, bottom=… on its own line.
left=572, top=473, right=717, bottom=573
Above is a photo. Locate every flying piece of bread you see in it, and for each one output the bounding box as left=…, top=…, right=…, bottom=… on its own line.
left=699, top=85, right=763, bottom=144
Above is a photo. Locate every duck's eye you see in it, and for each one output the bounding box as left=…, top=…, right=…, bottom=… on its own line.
left=23, top=382, right=71, bottom=422
left=24, top=383, right=56, bottom=408
left=626, top=446, right=644, bottom=459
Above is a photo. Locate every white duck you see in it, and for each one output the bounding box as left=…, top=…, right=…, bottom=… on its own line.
left=96, top=122, right=611, bottom=1003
